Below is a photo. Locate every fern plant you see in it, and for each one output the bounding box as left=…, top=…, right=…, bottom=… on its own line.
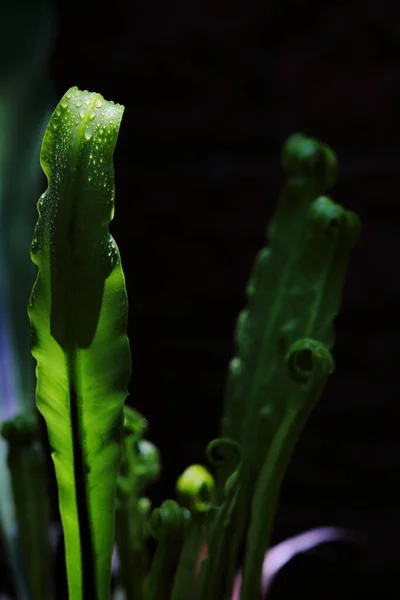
left=0, top=86, right=360, bottom=600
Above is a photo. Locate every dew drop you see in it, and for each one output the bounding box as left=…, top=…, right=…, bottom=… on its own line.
left=66, top=92, right=72, bottom=99
left=84, top=126, right=93, bottom=140
left=61, top=99, right=69, bottom=109
left=105, top=239, right=119, bottom=270
left=89, top=111, right=96, bottom=120
left=95, top=99, right=103, bottom=108
left=79, top=108, right=85, bottom=118
left=75, top=99, right=82, bottom=108
left=230, top=357, right=241, bottom=376
left=31, top=237, right=42, bottom=254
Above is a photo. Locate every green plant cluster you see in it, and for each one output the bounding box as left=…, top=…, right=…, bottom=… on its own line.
left=0, top=87, right=360, bottom=600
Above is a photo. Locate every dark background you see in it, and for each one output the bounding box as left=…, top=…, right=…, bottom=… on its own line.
left=4, top=0, right=400, bottom=597
left=52, top=0, right=400, bottom=598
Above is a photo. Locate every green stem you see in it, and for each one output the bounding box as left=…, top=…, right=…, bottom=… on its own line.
left=171, top=515, right=204, bottom=600
left=115, top=498, right=150, bottom=600
left=1, top=412, right=52, bottom=600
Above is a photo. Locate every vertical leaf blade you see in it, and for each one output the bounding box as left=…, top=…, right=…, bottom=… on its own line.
left=221, top=134, right=338, bottom=451
left=28, top=87, right=131, bottom=600
left=214, top=136, right=360, bottom=598
left=240, top=340, right=334, bottom=598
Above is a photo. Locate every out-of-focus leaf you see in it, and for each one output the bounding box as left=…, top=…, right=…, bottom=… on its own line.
left=115, top=406, right=160, bottom=600
left=207, top=135, right=360, bottom=598
left=0, top=2, right=54, bottom=595
left=1, top=412, right=52, bottom=600
left=145, top=500, right=190, bottom=600
left=171, top=464, right=215, bottom=600
left=240, top=340, right=334, bottom=597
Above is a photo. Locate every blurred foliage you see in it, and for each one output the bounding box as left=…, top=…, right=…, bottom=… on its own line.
left=0, top=1, right=55, bottom=597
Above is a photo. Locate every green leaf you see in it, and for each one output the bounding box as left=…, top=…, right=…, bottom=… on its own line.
left=28, top=87, right=131, bottom=600
left=213, top=134, right=360, bottom=598
left=220, top=133, right=339, bottom=455
left=238, top=193, right=359, bottom=483
left=240, top=339, right=334, bottom=598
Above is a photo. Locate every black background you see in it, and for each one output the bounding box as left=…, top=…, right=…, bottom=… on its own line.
left=4, top=0, right=400, bottom=597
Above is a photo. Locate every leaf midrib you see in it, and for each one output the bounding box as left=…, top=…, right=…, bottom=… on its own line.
left=62, top=92, right=103, bottom=600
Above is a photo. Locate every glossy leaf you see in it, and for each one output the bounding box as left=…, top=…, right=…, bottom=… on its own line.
left=28, top=87, right=131, bottom=600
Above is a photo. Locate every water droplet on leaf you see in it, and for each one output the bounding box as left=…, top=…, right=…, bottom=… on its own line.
left=84, top=126, right=93, bottom=140
left=31, top=237, right=42, bottom=254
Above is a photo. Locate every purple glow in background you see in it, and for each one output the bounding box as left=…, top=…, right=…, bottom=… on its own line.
left=109, top=526, right=353, bottom=599
left=231, top=527, right=353, bottom=599
left=0, top=261, right=21, bottom=423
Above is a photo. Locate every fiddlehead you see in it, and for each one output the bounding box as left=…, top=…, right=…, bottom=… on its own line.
left=176, top=464, right=215, bottom=513
left=285, top=338, right=334, bottom=385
